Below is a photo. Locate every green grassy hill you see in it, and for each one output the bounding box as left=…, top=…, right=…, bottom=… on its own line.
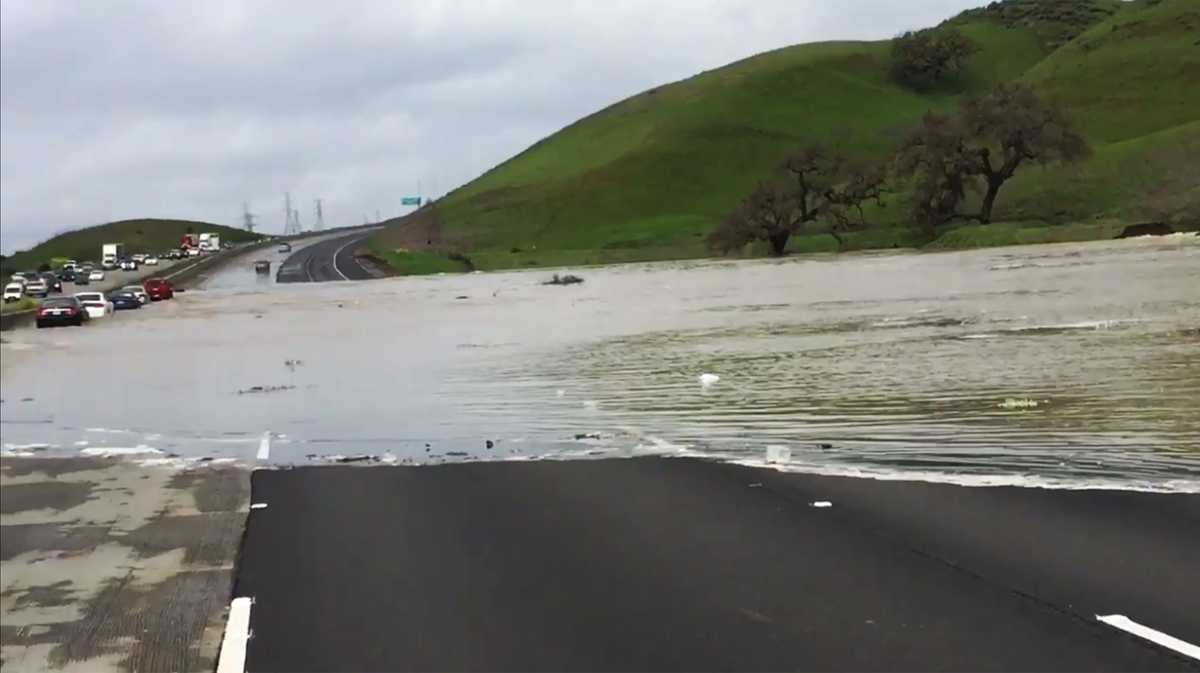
left=372, top=0, right=1199, bottom=272
left=1, top=219, right=261, bottom=273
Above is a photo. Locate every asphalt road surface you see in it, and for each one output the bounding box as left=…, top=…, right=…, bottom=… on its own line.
left=276, top=231, right=376, bottom=283
left=234, top=457, right=1200, bottom=671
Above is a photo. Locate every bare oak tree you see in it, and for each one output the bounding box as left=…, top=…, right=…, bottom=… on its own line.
left=710, top=145, right=887, bottom=255
left=897, top=83, right=1089, bottom=228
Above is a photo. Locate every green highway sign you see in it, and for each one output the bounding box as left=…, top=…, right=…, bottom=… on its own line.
left=401, top=197, right=421, bottom=206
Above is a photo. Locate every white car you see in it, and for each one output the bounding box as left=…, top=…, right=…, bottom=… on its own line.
left=23, top=279, right=49, bottom=297
left=88, top=269, right=105, bottom=281
left=3, top=282, right=24, bottom=303
left=132, top=254, right=147, bottom=263
left=74, top=292, right=113, bottom=318
left=143, top=256, right=159, bottom=266
left=121, top=285, right=150, bottom=304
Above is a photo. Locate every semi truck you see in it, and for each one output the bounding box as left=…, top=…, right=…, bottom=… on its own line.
left=198, top=233, right=220, bottom=253
left=101, top=243, right=125, bottom=269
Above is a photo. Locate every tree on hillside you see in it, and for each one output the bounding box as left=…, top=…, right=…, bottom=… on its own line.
left=709, top=145, right=887, bottom=256
left=896, top=83, right=1089, bottom=229
left=890, top=28, right=977, bottom=91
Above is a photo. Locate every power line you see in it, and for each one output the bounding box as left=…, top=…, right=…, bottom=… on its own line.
left=314, top=198, right=325, bottom=231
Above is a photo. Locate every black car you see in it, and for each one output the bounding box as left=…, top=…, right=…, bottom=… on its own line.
left=110, top=291, right=141, bottom=310
left=36, top=297, right=89, bottom=328
left=57, top=268, right=77, bottom=283
left=40, top=273, right=62, bottom=293
left=74, top=272, right=91, bottom=286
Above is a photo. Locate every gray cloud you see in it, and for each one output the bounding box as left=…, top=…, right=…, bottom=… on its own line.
left=1, top=0, right=976, bottom=252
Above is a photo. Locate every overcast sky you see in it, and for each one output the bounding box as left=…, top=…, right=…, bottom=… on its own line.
left=1, top=0, right=978, bottom=253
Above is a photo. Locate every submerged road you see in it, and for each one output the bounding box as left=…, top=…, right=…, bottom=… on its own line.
left=234, top=457, right=1200, bottom=671
left=276, top=230, right=378, bottom=283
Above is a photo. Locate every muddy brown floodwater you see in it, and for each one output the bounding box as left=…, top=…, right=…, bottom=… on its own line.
left=2, top=235, right=1198, bottom=491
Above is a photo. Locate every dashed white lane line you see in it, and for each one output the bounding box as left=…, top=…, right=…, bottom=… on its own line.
left=250, top=503, right=268, bottom=510
left=216, top=597, right=253, bottom=673
left=257, top=432, right=270, bottom=461
left=1096, top=615, right=1200, bottom=661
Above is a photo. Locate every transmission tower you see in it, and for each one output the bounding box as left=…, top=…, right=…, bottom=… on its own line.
left=283, top=192, right=302, bottom=235
left=241, top=202, right=257, bottom=233
left=314, top=199, right=325, bottom=231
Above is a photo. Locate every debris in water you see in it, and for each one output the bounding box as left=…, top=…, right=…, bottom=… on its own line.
left=20, top=397, right=34, bottom=402
left=748, top=483, right=763, bottom=488
left=485, top=440, right=495, bottom=449
left=237, top=384, right=296, bottom=395
left=446, top=451, right=469, bottom=457
left=810, top=501, right=833, bottom=508
left=543, top=273, right=583, bottom=286
left=574, top=433, right=603, bottom=440
left=335, top=455, right=375, bottom=463
left=284, top=359, right=304, bottom=371
left=998, top=398, right=1041, bottom=409
left=816, top=443, right=834, bottom=450
left=698, top=373, right=720, bottom=387
left=556, top=389, right=566, bottom=398
left=582, top=400, right=599, bottom=410
left=455, top=295, right=469, bottom=300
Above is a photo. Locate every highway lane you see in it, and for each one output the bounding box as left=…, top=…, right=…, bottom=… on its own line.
left=234, top=457, right=1200, bottom=671
left=276, top=230, right=378, bottom=283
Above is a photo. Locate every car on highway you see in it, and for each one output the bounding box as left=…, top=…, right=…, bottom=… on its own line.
left=121, top=285, right=150, bottom=304
left=40, top=273, right=63, bottom=293
left=143, top=278, right=175, bottom=300
left=278, top=242, right=292, bottom=253
left=119, top=258, right=138, bottom=271
left=144, top=256, right=160, bottom=266
left=109, top=291, right=142, bottom=311
left=24, top=279, right=49, bottom=297
left=35, top=297, right=89, bottom=328
left=74, top=272, right=91, bottom=286
left=88, top=269, right=105, bottom=282
left=3, top=282, right=25, bottom=303
left=132, top=254, right=147, bottom=263
left=57, top=268, right=77, bottom=283
left=74, top=292, right=113, bottom=318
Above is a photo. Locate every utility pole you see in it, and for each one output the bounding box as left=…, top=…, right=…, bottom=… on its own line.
left=242, top=202, right=256, bottom=233
left=314, top=199, right=325, bottom=231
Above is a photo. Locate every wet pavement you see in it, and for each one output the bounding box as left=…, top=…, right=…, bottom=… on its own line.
left=2, top=234, right=1198, bottom=491
left=0, top=456, right=249, bottom=673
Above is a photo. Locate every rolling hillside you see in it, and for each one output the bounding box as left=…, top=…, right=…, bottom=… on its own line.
left=1, top=219, right=261, bottom=273
left=372, top=0, right=1199, bottom=271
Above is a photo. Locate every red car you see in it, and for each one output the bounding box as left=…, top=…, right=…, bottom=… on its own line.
left=143, top=278, right=175, bottom=300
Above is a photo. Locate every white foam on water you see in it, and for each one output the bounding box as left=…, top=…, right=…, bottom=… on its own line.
left=80, top=445, right=162, bottom=457
left=3, top=443, right=51, bottom=451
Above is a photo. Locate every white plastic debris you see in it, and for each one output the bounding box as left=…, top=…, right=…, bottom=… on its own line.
left=765, top=445, right=792, bottom=463
left=810, top=501, right=833, bottom=508
left=250, top=503, right=268, bottom=510
left=699, top=373, right=721, bottom=387
left=998, top=398, right=1041, bottom=409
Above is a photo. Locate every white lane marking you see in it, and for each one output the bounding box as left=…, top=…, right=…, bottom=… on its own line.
left=1097, top=615, right=1200, bottom=660
left=257, top=432, right=270, bottom=461
left=216, top=597, right=253, bottom=673
left=250, top=503, right=268, bottom=510
left=330, top=235, right=361, bottom=281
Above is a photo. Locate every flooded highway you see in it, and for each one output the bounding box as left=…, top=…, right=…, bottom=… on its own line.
left=3, top=235, right=1198, bottom=491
